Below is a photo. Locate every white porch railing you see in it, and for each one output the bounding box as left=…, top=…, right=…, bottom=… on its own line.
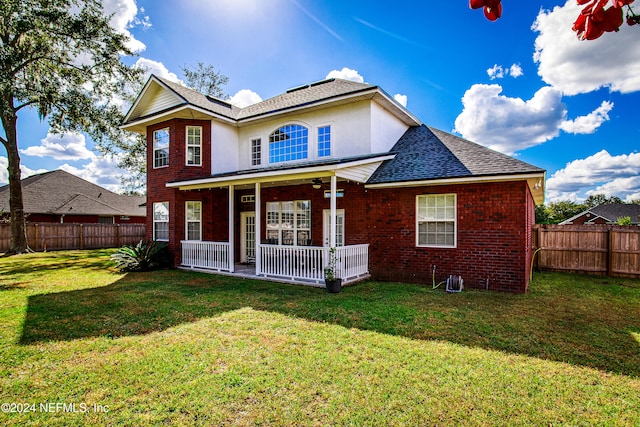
left=181, top=241, right=230, bottom=271
left=335, top=244, right=370, bottom=282
left=258, top=244, right=369, bottom=284
left=180, top=241, right=369, bottom=285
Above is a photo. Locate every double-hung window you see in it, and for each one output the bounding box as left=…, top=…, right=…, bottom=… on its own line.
left=266, top=200, right=311, bottom=245
left=251, top=138, right=261, bottom=166
left=153, top=202, right=169, bottom=241
left=153, top=128, right=169, bottom=168
left=185, top=201, right=202, bottom=241
left=318, top=125, right=331, bottom=157
left=416, top=194, right=456, bottom=247
left=186, top=126, right=202, bottom=166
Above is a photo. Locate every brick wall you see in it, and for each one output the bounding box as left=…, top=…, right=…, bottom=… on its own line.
left=367, top=181, right=533, bottom=293
left=146, top=119, right=213, bottom=264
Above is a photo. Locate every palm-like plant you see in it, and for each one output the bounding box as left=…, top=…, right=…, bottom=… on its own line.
left=111, top=240, right=171, bottom=272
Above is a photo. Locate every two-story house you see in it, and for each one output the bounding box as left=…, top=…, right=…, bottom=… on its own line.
left=122, top=75, right=545, bottom=292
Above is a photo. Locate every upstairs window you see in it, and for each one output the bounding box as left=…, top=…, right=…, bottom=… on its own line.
left=269, top=124, right=308, bottom=164
left=416, top=194, right=456, bottom=248
left=251, top=138, right=261, bottom=166
left=153, top=128, right=169, bottom=168
left=186, top=126, right=202, bottom=166
left=318, top=125, right=331, bottom=157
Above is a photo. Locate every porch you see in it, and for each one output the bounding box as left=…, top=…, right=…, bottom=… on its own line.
left=180, top=241, right=370, bottom=286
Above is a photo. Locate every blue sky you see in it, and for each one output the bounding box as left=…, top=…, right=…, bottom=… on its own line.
left=2, top=0, right=639, bottom=203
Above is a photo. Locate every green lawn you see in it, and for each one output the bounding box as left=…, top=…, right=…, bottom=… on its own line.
left=1, top=250, right=639, bottom=426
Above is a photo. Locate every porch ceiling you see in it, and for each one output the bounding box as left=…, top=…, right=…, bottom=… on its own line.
left=166, top=154, right=395, bottom=191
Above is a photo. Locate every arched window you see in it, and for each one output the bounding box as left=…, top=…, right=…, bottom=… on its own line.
left=269, top=124, right=308, bottom=163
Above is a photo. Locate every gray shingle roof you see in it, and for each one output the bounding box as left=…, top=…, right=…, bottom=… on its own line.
left=368, top=125, right=544, bottom=184
left=591, top=203, right=640, bottom=223
left=130, top=76, right=377, bottom=124
left=0, top=170, right=146, bottom=217
left=155, top=77, right=241, bottom=120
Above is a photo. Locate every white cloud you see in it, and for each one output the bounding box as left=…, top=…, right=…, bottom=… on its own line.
left=326, top=68, right=365, bottom=83
left=509, top=64, right=524, bottom=78
left=487, top=64, right=523, bottom=80
left=546, top=150, right=640, bottom=202
left=102, top=0, right=149, bottom=53
left=228, top=89, right=263, bottom=108
left=559, top=101, right=614, bottom=134
left=134, top=58, right=182, bottom=83
left=393, top=94, right=408, bottom=107
left=453, top=84, right=566, bottom=154
left=20, top=132, right=94, bottom=161
left=533, top=1, right=640, bottom=95
left=0, top=157, right=48, bottom=186
left=59, top=155, right=135, bottom=193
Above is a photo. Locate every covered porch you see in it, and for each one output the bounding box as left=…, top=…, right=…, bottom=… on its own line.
left=168, top=156, right=392, bottom=287
left=180, top=241, right=369, bottom=285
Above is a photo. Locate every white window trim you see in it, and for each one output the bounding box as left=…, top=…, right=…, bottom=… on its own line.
left=265, top=200, right=311, bottom=246
left=185, top=126, right=202, bottom=167
left=153, top=201, right=169, bottom=242
left=251, top=137, right=262, bottom=166
left=153, top=128, right=170, bottom=169
left=185, top=201, right=202, bottom=241
left=317, top=124, right=332, bottom=158
left=268, top=122, right=310, bottom=165
left=416, top=194, right=457, bottom=248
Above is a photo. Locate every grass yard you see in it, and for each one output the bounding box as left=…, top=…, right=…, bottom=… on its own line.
left=1, top=250, right=639, bottom=426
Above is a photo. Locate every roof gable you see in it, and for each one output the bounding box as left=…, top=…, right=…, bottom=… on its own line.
left=121, top=76, right=420, bottom=132
left=0, top=170, right=145, bottom=217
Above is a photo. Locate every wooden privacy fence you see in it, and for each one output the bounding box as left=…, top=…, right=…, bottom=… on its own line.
left=533, top=224, right=640, bottom=278
left=0, top=223, right=146, bottom=253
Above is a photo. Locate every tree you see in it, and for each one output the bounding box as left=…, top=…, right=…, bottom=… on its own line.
left=0, top=0, right=142, bottom=254
left=583, top=193, right=623, bottom=208
left=470, top=0, right=640, bottom=39
left=95, top=62, right=230, bottom=192
left=181, top=62, right=229, bottom=99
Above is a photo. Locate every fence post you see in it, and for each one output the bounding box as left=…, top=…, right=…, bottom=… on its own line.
left=116, top=224, right=120, bottom=247
left=607, top=228, right=613, bottom=277
left=79, top=224, right=83, bottom=250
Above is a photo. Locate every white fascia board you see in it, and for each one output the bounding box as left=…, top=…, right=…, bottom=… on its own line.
left=365, top=173, right=544, bottom=189
left=120, top=104, right=237, bottom=132
left=167, top=154, right=396, bottom=190
left=237, top=88, right=421, bottom=127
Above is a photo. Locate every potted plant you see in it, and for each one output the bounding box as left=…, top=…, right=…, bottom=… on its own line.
left=324, top=247, right=342, bottom=293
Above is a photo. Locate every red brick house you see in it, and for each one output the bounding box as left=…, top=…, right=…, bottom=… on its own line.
left=122, top=75, right=545, bottom=292
left=0, top=170, right=145, bottom=224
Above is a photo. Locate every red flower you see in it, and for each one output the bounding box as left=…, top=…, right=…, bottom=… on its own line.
left=469, top=0, right=503, bottom=21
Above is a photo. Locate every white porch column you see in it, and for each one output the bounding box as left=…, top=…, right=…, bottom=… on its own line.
left=330, top=175, right=337, bottom=248
left=254, top=182, right=261, bottom=276
left=228, top=185, right=235, bottom=272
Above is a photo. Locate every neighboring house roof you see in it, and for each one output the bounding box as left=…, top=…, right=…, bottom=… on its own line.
left=122, top=75, right=421, bottom=132
left=561, top=203, right=640, bottom=224
left=0, top=170, right=146, bottom=217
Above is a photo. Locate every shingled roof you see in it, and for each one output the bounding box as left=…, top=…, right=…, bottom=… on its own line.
left=123, top=75, right=418, bottom=128
left=0, top=170, right=145, bottom=217
left=590, top=203, right=640, bottom=224
left=368, top=125, right=544, bottom=184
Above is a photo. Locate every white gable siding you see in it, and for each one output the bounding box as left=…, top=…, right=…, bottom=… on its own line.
left=211, top=121, right=239, bottom=174
left=136, top=84, right=184, bottom=119
left=370, top=102, right=410, bottom=154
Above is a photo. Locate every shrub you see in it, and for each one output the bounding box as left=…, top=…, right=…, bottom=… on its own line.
left=111, top=240, right=171, bottom=272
